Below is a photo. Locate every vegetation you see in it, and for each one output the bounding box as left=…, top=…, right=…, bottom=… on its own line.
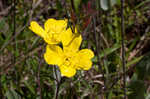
left=0, top=0, right=150, bottom=98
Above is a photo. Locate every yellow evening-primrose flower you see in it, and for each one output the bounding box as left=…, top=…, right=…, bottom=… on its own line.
left=44, top=34, right=94, bottom=78
left=29, top=18, right=73, bottom=45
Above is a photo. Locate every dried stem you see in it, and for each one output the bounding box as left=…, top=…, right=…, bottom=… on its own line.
left=93, top=16, right=105, bottom=94
left=121, top=0, right=126, bottom=98
left=37, top=57, right=43, bottom=99
left=53, top=66, right=61, bottom=99
left=12, top=0, right=16, bottom=64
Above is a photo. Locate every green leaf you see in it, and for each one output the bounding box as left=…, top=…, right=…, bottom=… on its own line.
left=136, top=52, right=150, bottom=80
left=5, top=89, right=21, bottom=99
left=128, top=74, right=146, bottom=99
left=74, top=0, right=81, bottom=12
left=127, top=56, right=143, bottom=68
left=108, top=90, right=113, bottom=99
left=100, top=43, right=121, bottom=58
left=56, top=0, right=63, bottom=12
left=135, top=0, right=150, bottom=9
left=24, top=80, right=35, bottom=94
left=110, top=0, right=117, bottom=6
left=0, top=18, right=5, bottom=29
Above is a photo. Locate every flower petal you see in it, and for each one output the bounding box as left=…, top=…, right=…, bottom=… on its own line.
left=78, top=49, right=94, bottom=59
left=44, top=18, right=68, bottom=44
left=44, top=45, right=63, bottom=65
left=59, top=65, right=76, bottom=78
left=29, top=21, right=46, bottom=37
left=77, top=59, right=92, bottom=70
left=61, top=28, right=73, bottom=46
left=64, top=34, right=82, bottom=52
left=76, top=49, right=94, bottom=70
left=44, top=18, right=68, bottom=34
left=43, top=34, right=59, bottom=44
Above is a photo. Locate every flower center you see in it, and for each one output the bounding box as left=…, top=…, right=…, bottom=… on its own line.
left=64, top=57, right=71, bottom=66
left=61, top=52, right=77, bottom=68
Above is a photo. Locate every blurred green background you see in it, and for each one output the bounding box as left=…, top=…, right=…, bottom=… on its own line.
left=0, top=0, right=150, bottom=99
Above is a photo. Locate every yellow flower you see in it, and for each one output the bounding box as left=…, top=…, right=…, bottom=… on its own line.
left=29, top=18, right=73, bottom=45
left=44, top=34, right=94, bottom=78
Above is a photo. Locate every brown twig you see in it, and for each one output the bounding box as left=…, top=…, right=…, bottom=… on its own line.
left=128, top=27, right=150, bottom=61
left=0, top=5, right=12, bottom=16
